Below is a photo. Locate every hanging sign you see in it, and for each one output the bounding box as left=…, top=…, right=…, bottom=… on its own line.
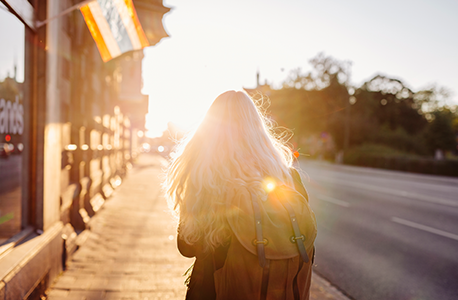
left=80, top=0, right=149, bottom=62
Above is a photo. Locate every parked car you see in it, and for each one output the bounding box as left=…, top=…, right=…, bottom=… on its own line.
left=0, top=143, right=11, bottom=158
left=12, top=143, right=24, bottom=154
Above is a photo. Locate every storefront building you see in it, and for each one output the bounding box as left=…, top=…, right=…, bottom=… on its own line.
left=0, top=1, right=169, bottom=298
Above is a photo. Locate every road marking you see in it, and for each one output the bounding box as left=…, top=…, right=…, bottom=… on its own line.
left=317, top=195, right=350, bottom=207
left=311, top=174, right=458, bottom=207
left=391, top=217, right=458, bottom=241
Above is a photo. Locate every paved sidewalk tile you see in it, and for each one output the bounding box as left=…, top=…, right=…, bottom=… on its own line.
left=46, top=154, right=350, bottom=300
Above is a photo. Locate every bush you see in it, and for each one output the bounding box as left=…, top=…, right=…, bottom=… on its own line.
left=370, top=126, right=427, bottom=155
left=343, top=144, right=458, bottom=177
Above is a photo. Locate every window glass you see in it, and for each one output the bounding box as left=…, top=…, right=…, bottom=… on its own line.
left=0, top=3, right=25, bottom=244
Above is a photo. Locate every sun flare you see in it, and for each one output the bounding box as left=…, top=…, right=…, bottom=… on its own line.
left=263, top=178, right=277, bottom=193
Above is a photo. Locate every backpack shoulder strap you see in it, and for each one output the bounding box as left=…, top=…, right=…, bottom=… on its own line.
left=249, top=190, right=270, bottom=300
left=249, top=189, right=268, bottom=268
left=281, top=200, right=310, bottom=263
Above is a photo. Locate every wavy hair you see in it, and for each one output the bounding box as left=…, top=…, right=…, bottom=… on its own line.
left=165, top=90, right=295, bottom=250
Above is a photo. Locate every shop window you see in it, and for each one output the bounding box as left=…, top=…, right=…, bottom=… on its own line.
left=0, top=3, right=26, bottom=244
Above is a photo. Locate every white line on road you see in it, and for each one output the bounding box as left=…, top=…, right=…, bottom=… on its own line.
left=391, top=217, right=458, bottom=241
left=317, top=195, right=351, bottom=207
left=311, top=174, right=458, bottom=208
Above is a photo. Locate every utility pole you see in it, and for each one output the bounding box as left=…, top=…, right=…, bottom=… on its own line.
left=344, top=87, right=355, bottom=152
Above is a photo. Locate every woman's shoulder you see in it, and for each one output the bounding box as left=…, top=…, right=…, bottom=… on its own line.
left=289, top=167, right=309, bottom=201
left=289, top=167, right=302, bottom=181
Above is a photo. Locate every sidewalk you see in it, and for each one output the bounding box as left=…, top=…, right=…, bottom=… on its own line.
left=46, top=155, right=350, bottom=300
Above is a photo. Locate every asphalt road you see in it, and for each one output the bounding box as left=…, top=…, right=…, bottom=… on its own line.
left=298, top=159, right=458, bottom=300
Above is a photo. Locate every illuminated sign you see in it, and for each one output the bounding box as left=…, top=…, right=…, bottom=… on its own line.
left=0, top=96, right=24, bottom=135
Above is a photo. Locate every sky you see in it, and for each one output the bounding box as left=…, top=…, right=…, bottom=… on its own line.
left=1, top=1, right=457, bottom=138
left=142, top=0, right=458, bottom=137
left=0, top=3, right=25, bottom=82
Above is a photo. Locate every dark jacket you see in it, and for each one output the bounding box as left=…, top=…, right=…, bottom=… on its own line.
left=177, top=169, right=311, bottom=300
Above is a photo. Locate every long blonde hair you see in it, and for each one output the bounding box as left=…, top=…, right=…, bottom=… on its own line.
left=165, top=90, right=295, bottom=250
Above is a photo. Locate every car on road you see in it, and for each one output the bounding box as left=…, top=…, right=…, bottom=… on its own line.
left=0, top=143, right=11, bottom=158
left=12, top=143, right=24, bottom=154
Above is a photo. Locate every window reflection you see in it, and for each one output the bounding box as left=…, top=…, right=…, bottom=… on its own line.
left=0, top=3, right=25, bottom=244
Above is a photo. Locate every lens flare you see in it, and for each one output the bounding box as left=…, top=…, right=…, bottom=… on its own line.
left=267, top=183, right=275, bottom=191
left=263, top=177, right=277, bottom=192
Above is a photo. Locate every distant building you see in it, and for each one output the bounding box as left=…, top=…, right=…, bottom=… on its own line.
left=243, top=70, right=274, bottom=98
left=0, top=0, right=169, bottom=298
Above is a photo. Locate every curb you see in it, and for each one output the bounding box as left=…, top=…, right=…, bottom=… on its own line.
left=311, top=271, right=352, bottom=300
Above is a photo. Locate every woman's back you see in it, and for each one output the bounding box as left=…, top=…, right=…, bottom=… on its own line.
left=165, top=91, right=317, bottom=299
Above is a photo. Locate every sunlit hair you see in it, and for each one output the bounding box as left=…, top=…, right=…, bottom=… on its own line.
left=165, top=90, right=295, bottom=250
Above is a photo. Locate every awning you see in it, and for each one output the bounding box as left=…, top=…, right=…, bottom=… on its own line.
left=133, top=0, right=170, bottom=46
left=1, top=0, right=35, bottom=30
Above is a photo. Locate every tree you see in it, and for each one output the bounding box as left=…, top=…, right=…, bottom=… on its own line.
left=414, top=85, right=452, bottom=116
left=269, top=54, right=455, bottom=158
left=274, top=53, right=353, bottom=150
left=424, top=109, right=456, bottom=154
left=282, top=52, right=351, bottom=91
left=358, top=75, right=427, bottom=135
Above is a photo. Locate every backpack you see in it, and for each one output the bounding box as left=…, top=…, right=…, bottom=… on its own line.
left=214, top=181, right=317, bottom=300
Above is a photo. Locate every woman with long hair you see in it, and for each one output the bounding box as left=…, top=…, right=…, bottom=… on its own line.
left=165, top=90, right=316, bottom=300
